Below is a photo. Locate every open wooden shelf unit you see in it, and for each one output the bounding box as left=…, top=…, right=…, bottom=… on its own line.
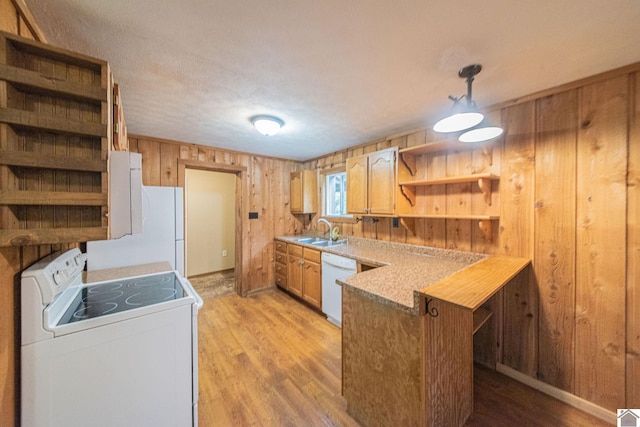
left=0, top=31, right=111, bottom=246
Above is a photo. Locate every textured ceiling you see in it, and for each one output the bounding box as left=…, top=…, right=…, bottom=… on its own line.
left=24, top=0, right=640, bottom=161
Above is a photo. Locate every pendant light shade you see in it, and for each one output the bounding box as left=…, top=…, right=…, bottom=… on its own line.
left=251, top=115, right=284, bottom=136
left=433, top=64, right=502, bottom=142
left=459, top=124, right=503, bottom=143
left=433, top=111, right=484, bottom=133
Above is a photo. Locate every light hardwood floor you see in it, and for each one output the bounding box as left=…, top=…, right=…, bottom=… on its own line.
left=198, top=289, right=609, bottom=426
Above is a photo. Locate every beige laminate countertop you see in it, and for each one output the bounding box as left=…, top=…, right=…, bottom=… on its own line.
left=275, top=236, right=488, bottom=315
left=84, top=262, right=174, bottom=283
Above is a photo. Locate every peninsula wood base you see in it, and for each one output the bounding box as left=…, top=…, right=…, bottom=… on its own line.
left=341, top=257, right=531, bottom=427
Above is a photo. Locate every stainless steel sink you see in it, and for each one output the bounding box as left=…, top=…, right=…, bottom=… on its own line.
left=295, top=237, right=325, bottom=243
left=311, top=239, right=347, bottom=247
left=295, top=237, right=346, bottom=247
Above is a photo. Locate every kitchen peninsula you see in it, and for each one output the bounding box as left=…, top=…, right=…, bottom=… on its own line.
left=277, top=236, right=530, bottom=426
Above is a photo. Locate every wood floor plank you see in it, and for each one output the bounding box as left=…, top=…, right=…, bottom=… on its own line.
left=198, top=289, right=608, bottom=427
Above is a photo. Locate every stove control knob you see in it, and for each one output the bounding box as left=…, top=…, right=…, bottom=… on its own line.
left=53, top=270, right=65, bottom=285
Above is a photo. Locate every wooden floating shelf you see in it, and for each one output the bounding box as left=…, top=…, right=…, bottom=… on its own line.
left=398, top=173, right=500, bottom=187
left=400, top=142, right=494, bottom=176
left=0, top=227, right=107, bottom=247
left=399, top=174, right=499, bottom=207
left=398, top=214, right=500, bottom=220
left=399, top=141, right=453, bottom=155
left=473, top=307, right=493, bottom=335
left=0, top=150, right=106, bottom=172
left=0, top=190, right=107, bottom=206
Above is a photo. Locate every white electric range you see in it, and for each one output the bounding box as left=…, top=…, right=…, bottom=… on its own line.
left=20, top=248, right=203, bottom=427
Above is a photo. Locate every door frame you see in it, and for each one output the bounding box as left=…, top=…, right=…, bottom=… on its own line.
left=178, top=160, right=248, bottom=296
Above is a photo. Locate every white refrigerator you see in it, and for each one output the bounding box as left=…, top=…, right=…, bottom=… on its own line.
left=87, top=186, right=185, bottom=276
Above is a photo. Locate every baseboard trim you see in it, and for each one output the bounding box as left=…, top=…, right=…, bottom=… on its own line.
left=495, top=363, right=616, bottom=424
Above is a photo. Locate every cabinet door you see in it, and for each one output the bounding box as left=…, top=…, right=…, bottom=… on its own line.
left=368, top=148, right=396, bottom=215
left=290, top=171, right=303, bottom=213
left=290, top=170, right=318, bottom=214
left=302, top=260, right=322, bottom=309
left=346, top=155, right=369, bottom=214
left=287, top=255, right=303, bottom=297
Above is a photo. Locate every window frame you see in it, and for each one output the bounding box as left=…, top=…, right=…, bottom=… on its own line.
left=319, top=166, right=355, bottom=223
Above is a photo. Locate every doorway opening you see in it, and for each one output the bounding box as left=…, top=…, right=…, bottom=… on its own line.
left=178, top=160, right=246, bottom=297
left=185, top=169, right=235, bottom=298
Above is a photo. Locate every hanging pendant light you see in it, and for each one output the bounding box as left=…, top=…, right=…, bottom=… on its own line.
left=433, top=64, right=503, bottom=142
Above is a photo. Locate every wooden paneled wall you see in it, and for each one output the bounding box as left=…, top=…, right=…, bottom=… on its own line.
left=304, top=131, right=502, bottom=250
left=0, top=1, right=48, bottom=425
left=128, top=136, right=303, bottom=294
left=305, top=66, right=640, bottom=411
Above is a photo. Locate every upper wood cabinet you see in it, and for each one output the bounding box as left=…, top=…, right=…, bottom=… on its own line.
left=0, top=31, right=112, bottom=246
left=290, top=170, right=317, bottom=214
left=346, top=147, right=397, bottom=216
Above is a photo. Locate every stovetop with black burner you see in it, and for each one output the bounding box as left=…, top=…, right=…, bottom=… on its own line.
left=57, top=272, right=187, bottom=325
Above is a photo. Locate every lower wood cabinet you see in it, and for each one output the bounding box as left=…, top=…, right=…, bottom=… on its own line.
left=274, top=240, right=287, bottom=289
left=301, top=248, right=321, bottom=308
left=287, top=244, right=304, bottom=297
left=275, top=240, right=322, bottom=310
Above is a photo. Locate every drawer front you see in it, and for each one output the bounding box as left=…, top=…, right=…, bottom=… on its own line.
left=275, top=241, right=287, bottom=253
left=275, top=261, right=287, bottom=276
left=288, top=243, right=303, bottom=257
left=275, top=252, right=287, bottom=264
left=303, top=247, right=321, bottom=263
left=275, top=273, right=287, bottom=288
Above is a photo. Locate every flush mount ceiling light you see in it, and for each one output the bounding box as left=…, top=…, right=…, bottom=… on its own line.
left=251, top=115, right=284, bottom=136
left=433, top=64, right=503, bottom=142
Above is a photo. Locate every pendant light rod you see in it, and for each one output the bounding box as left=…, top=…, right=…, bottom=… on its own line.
left=459, top=64, right=482, bottom=107
left=433, top=64, right=484, bottom=133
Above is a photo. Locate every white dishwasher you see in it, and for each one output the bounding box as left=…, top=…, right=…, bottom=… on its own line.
left=321, top=252, right=357, bottom=327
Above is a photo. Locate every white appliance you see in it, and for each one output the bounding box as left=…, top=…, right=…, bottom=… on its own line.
left=321, top=252, right=357, bottom=327
left=87, top=186, right=185, bottom=276
left=21, top=248, right=203, bottom=427
left=109, top=151, right=143, bottom=239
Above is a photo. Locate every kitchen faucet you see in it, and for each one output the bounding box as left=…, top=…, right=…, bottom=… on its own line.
left=318, top=218, right=333, bottom=240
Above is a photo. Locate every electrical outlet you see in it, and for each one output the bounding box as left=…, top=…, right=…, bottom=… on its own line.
left=222, top=250, right=227, bottom=257
left=392, top=217, right=399, bottom=228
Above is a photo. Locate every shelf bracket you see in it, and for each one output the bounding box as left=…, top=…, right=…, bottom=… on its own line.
left=400, top=152, right=417, bottom=176
left=478, top=220, right=493, bottom=242
left=399, top=184, right=416, bottom=207
left=477, top=178, right=492, bottom=206
left=400, top=217, right=416, bottom=235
